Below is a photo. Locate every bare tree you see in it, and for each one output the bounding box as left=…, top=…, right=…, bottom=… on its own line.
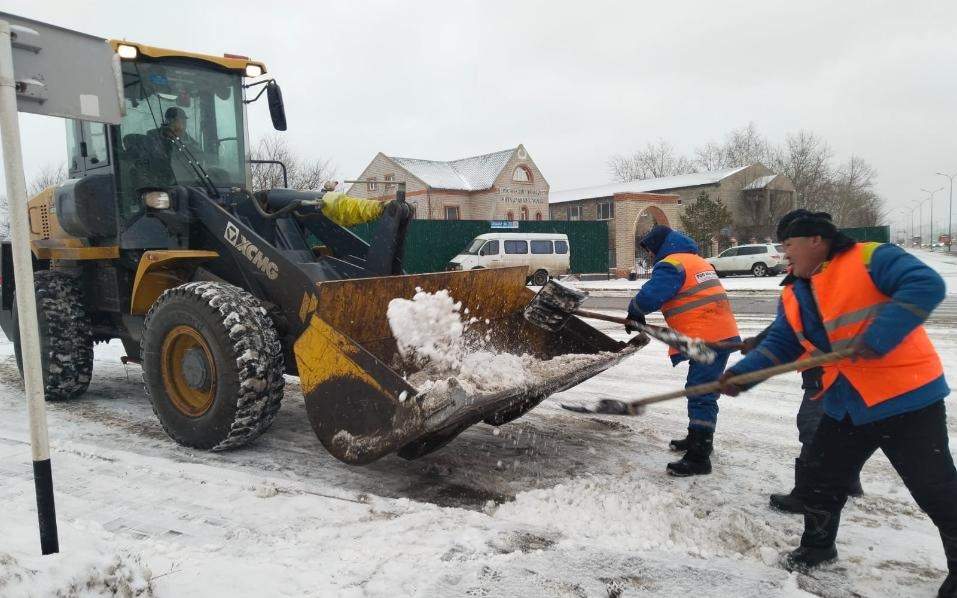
left=771, top=130, right=833, bottom=213
left=0, top=163, right=68, bottom=238
left=830, top=155, right=883, bottom=227
left=608, top=123, right=886, bottom=231
left=249, top=135, right=336, bottom=192
left=608, top=139, right=695, bottom=182
left=27, top=163, right=67, bottom=196
left=693, top=141, right=728, bottom=172
left=720, top=122, right=774, bottom=168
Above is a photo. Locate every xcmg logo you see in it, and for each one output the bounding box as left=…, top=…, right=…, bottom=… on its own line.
left=223, top=222, right=279, bottom=280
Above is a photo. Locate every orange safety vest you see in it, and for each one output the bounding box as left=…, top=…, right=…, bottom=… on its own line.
left=659, top=253, right=739, bottom=356
left=781, top=242, right=943, bottom=406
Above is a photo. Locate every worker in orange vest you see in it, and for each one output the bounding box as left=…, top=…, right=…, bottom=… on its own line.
left=719, top=211, right=957, bottom=596
left=628, top=225, right=740, bottom=476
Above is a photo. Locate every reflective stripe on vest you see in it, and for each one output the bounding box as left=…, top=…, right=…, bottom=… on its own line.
left=781, top=243, right=943, bottom=407
left=658, top=253, right=739, bottom=356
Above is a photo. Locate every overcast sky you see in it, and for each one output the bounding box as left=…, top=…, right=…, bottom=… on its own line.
left=2, top=1, right=956, bottom=230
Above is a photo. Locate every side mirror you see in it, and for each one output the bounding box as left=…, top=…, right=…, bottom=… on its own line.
left=266, top=81, right=287, bottom=131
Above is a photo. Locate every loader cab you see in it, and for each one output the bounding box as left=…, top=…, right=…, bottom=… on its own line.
left=59, top=43, right=281, bottom=251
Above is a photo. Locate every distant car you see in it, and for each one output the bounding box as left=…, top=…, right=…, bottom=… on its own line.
left=707, top=243, right=785, bottom=277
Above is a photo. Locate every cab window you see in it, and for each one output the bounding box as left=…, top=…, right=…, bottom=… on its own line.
left=83, top=122, right=110, bottom=168
left=65, top=121, right=81, bottom=175
left=480, top=240, right=499, bottom=256
left=530, top=240, right=553, bottom=254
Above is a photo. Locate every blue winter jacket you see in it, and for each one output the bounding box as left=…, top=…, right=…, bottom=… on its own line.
left=628, top=229, right=740, bottom=364
left=727, top=243, right=949, bottom=425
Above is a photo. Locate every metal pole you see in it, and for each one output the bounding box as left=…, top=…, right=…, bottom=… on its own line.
left=919, top=201, right=924, bottom=246
left=922, top=187, right=944, bottom=251
left=938, top=173, right=955, bottom=253
left=0, top=20, right=59, bottom=555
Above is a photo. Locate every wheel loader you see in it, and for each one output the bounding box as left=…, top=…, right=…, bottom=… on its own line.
left=0, top=39, right=643, bottom=464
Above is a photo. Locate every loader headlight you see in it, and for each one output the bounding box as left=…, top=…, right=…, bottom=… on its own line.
left=446, top=262, right=462, bottom=271
left=142, top=190, right=171, bottom=210
left=245, top=64, right=264, bottom=78
left=116, top=44, right=139, bottom=60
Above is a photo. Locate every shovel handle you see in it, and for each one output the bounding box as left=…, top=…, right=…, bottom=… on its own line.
left=570, top=309, right=682, bottom=343
left=570, top=308, right=631, bottom=325
left=625, top=348, right=856, bottom=409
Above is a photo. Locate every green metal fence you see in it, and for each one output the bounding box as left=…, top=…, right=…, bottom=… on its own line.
left=839, top=226, right=890, bottom=243
left=348, top=220, right=610, bottom=274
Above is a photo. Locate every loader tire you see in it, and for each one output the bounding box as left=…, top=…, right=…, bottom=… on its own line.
left=11, top=270, right=94, bottom=400
left=141, top=282, right=285, bottom=451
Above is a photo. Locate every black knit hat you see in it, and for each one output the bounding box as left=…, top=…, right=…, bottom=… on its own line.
left=777, top=210, right=839, bottom=242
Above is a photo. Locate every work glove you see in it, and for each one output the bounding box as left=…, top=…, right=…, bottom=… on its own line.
left=717, top=371, right=743, bottom=397
left=321, top=180, right=339, bottom=192
left=624, top=310, right=646, bottom=334
left=849, top=339, right=882, bottom=362
left=625, top=301, right=646, bottom=334
left=739, top=336, right=761, bottom=355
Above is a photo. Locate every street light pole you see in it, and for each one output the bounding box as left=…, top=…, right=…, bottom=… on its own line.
left=937, top=172, right=956, bottom=252
left=922, top=187, right=944, bottom=251
left=916, top=197, right=931, bottom=247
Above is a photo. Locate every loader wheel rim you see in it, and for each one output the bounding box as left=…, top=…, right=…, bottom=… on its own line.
left=160, top=325, right=217, bottom=417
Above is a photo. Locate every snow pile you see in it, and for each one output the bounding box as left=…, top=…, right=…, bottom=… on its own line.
left=387, top=288, right=467, bottom=371
left=389, top=289, right=616, bottom=397
left=389, top=288, right=533, bottom=394
left=0, top=549, right=153, bottom=597
left=494, top=475, right=790, bottom=560
left=458, top=351, right=529, bottom=393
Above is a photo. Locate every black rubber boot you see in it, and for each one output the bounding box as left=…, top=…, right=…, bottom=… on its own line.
left=940, top=574, right=957, bottom=598
left=770, top=458, right=807, bottom=514
left=667, top=429, right=713, bottom=476
left=781, top=544, right=838, bottom=572
left=939, top=532, right=957, bottom=597
left=770, top=492, right=806, bottom=514
left=847, top=475, right=864, bottom=498
left=781, top=507, right=840, bottom=572
left=669, top=430, right=690, bottom=452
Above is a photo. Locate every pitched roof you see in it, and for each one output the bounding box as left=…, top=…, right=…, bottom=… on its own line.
left=742, top=174, right=778, bottom=190
left=388, top=147, right=517, bottom=191
left=549, top=165, right=751, bottom=204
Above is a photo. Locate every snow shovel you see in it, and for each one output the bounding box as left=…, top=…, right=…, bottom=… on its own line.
left=561, top=347, right=856, bottom=415
left=524, top=279, right=718, bottom=364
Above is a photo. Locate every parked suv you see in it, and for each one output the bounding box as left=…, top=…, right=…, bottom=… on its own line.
left=707, top=243, right=785, bottom=277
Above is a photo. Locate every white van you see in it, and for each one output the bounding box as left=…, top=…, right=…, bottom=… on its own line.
left=447, top=233, right=571, bottom=285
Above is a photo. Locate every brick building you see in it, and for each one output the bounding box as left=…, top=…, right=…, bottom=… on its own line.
left=549, top=164, right=795, bottom=276
left=347, top=145, right=549, bottom=220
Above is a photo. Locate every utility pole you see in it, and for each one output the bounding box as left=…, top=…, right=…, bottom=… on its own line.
left=937, top=172, right=956, bottom=252
left=922, top=187, right=944, bottom=251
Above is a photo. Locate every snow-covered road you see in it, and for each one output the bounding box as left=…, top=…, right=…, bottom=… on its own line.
left=1, top=315, right=955, bottom=597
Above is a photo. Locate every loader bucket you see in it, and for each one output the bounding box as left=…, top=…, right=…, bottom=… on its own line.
left=293, top=266, right=641, bottom=464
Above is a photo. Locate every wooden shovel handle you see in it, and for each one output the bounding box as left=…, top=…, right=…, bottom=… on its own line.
left=571, top=308, right=630, bottom=325
left=627, top=348, right=856, bottom=408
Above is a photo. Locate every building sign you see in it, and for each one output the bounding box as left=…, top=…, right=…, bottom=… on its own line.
left=490, top=220, right=519, bottom=229
left=495, top=186, right=548, bottom=204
